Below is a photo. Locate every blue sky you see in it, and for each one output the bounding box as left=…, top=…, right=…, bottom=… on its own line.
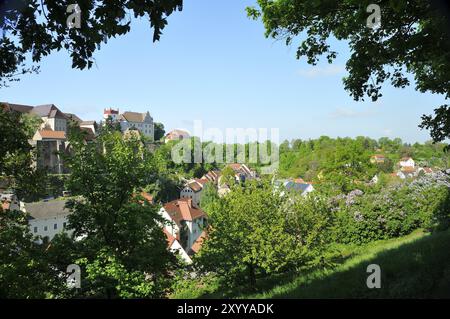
left=0, top=0, right=447, bottom=143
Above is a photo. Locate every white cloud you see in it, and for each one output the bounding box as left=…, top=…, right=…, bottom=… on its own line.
left=298, top=65, right=345, bottom=78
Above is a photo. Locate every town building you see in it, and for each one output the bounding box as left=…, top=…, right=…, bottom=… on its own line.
left=399, top=157, right=415, bottom=168
left=119, top=111, right=154, bottom=140
left=165, top=129, right=190, bottom=143
left=202, top=170, right=221, bottom=185
left=25, top=199, right=72, bottom=242
left=180, top=178, right=208, bottom=207
left=103, top=108, right=119, bottom=121
left=370, top=154, right=386, bottom=164
left=159, top=198, right=207, bottom=261
left=103, top=108, right=154, bottom=140
left=274, top=179, right=315, bottom=197
left=31, top=129, right=69, bottom=174
left=224, top=163, right=257, bottom=183
left=2, top=102, right=96, bottom=173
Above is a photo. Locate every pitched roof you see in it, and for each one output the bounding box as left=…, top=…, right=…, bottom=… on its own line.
left=31, top=104, right=67, bottom=119
left=166, top=129, right=190, bottom=139
left=185, top=180, right=203, bottom=193
left=38, top=129, right=66, bottom=140
left=284, top=181, right=312, bottom=193
left=1, top=102, right=34, bottom=114
left=26, top=200, right=71, bottom=220
left=120, top=111, right=150, bottom=123
left=227, top=163, right=253, bottom=176
left=163, top=198, right=206, bottom=226
left=79, top=127, right=95, bottom=141
left=401, top=166, right=416, bottom=173
left=203, top=170, right=221, bottom=182
left=163, top=229, right=177, bottom=248
left=190, top=230, right=207, bottom=254
left=195, top=178, right=208, bottom=186
left=80, top=120, right=96, bottom=125
left=65, top=113, right=83, bottom=123
left=104, top=108, right=119, bottom=115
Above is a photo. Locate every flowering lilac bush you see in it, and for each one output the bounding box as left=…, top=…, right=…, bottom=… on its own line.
left=332, top=171, right=450, bottom=244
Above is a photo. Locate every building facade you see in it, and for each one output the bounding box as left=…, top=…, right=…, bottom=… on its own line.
left=25, top=200, right=73, bottom=242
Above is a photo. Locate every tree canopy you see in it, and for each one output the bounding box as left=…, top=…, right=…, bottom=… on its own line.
left=247, top=0, right=450, bottom=143
left=0, top=0, right=182, bottom=86
left=61, top=128, right=178, bottom=298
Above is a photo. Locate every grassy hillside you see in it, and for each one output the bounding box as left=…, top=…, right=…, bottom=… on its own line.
left=172, top=229, right=450, bottom=299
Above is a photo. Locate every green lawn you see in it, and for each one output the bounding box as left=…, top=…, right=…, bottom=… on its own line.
left=172, top=229, right=450, bottom=299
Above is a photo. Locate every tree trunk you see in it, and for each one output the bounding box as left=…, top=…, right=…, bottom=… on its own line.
left=247, top=263, right=256, bottom=290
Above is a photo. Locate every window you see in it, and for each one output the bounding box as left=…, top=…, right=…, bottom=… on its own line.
left=54, top=223, right=57, bottom=230
left=34, top=227, right=38, bottom=233
left=63, top=222, right=67, bottom=229
left=44, top=226, right=48, bottom=231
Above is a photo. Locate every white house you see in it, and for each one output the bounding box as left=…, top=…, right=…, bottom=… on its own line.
left=30, top=104, right=69, bottom=133
left=399, top=157, right=415, bottom=168
left=80, top=121, right=97, bottom=135
left=159, top=199, right=207, bottom=263
left=226, top=163, right=257, bottom=182
left=164, top=229, right=192, bottom=264
left=103, top=108, right=119, bottom=121
left=274, top=179, right=315, bottom=197
left=180, top=178, right=208, bottom=207
left=25, top=200, right=73, bottom=242
left=119, top=111, right=154, bottom=140
left=397, top=166, right=417, bottom=179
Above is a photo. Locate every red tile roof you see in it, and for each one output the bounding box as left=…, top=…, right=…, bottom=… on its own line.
left=163, top=198, right=206, bottom=226
left=38, top=129, right=66, bottom=139
left=104, top=108, right=119, bottom=115
left=187, top=181, right=203, bottom=193
left=132, top=192, right=154, bottom=205
left=1, top=200, right=10, bottom=211
left=203, top=170, right=221, bottom=183
left=163, top=229, right=176, bottom=248
left=401, top=166, right=416, bottom=173
left=195, top=178, right=208, bottom=186
left=190, top=231, right=207, bottom=254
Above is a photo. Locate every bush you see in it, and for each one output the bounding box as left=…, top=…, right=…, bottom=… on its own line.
left=333, top=171, right=450, bottom=244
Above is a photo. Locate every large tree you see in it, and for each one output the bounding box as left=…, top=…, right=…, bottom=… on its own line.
left=61, top=127, right=178, bottom=298
left=0, top=105, right=46, bottom=200
left=196, top=181, right=332, bottom=289
left=0, top=106, right=64, bottom=298
left=247, top=0, right=450, bottom=143
left=0, top=0, right=182, bottom=86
